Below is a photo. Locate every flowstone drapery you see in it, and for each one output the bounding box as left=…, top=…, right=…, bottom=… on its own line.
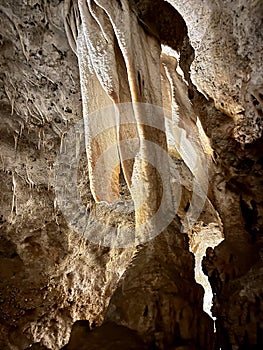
left=63, top=0, right=210, bottom=241
left=64, top=0, right=173, bottom=242
left=0, top=0, right=262, bottom=348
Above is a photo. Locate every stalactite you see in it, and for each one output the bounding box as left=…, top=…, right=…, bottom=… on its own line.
left=64, top=0, right=173, bottom=243
left=11, top=172, right=17, bottom=221
left=63, top=0, right=215, bottom=242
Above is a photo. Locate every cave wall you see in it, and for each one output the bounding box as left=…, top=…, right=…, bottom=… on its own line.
left=0, top=0, right=262, bottom=349
left=0, top=1, right=137, bottom=348
left=168, top=0, right=263, bottom=143
left=167, top=0, right=263, bottom=348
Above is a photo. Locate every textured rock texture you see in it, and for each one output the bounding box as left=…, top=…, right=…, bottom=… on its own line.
left=0, top=0, right=262, bottom=350
left=0, top=1, right=136, bottom=348
left=168, top=0, right=263, bottom=348
left=105, top=226, right=214, bottom=350
left=168, top=0, right=263, bottom=143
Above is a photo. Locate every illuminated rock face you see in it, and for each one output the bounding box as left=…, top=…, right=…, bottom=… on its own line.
left=0, top=1, right=262, bottom=349
left=168, top=0, right=263, bottom=144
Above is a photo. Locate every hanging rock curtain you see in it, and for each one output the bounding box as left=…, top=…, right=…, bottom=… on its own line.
left=64, top=0, right=174, bottom=242
left=63, top=0, right=212, bottom=241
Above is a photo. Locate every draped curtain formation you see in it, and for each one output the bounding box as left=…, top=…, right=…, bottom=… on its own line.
left=63, top=0, right=211, bottom=243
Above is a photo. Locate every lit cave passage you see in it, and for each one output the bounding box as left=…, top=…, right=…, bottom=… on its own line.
left=0, top=1, right=262, bottom=350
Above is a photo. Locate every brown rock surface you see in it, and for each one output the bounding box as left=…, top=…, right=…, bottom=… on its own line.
left=0, top=0, right=262, bottom=349
left=61, top=321, right=149, bottom=350
left=105, top=225, right=214, bottom=349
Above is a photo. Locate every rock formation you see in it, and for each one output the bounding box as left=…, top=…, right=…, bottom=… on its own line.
left=0, top=0, right=262, bottom=349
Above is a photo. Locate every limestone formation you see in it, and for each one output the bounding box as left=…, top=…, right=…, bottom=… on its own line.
left=0, top=0, right=262, bottom=349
